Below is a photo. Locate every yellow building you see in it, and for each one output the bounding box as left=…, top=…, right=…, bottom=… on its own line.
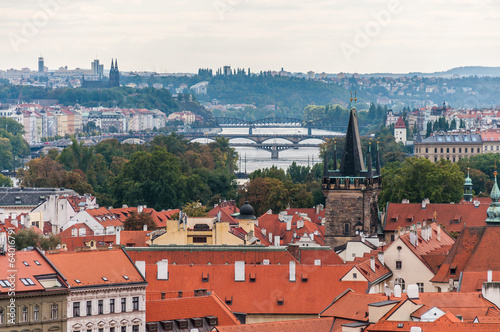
left=414, top=133, right=482, bottom=163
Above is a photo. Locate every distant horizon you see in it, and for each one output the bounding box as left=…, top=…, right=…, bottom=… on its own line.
left=2, top=1, right=500, bottom=74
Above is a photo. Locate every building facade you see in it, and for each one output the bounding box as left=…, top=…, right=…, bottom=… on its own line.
left=414, top=133, right=482, bottom=163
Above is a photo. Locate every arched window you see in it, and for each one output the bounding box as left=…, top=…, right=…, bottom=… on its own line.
left=395, top=278, right=405, bottom=291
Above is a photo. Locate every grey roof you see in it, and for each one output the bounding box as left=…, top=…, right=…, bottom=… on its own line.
left=341, top=322, right=370, bottom=327
left=368, top=300, right=400, bottom=307
left=0, top=187, right=77, bottom=206
left=419, top=133, right=482, bottom=144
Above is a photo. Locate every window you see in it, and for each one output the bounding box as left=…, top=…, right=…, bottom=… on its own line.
left=33, top=305, right=39, bottom=321
left=121, top=298, right=126, bottom=312
left=193, top=237, right=207, bottom=243
left=453, top=148, right=455, bottom=153
left=20, top=278, right=35, bottom=286
left=0, top=308, right=4, bottom=324
left=132, top=297, right=139, bottom=311
left=34, top=260, right=41, bottom=265
left=434, top=148, right=437, bottom=153
left=446, top=148, right=449, bottom=153
left=22, top=306, right=28, bottom=322
left=396, top=260, right=402, bottom=269
left=99, top=329, right=104, bottom=332
left=110, top=328, right=115, bottom=332
left=395, top=278, right=405, bottom=290
left=122, top=327, right=127, bottom=332
left=110, top=299, right=115, bottom=313
left=417, top=283, right=424, bottom=293
left=353, top=273, right=357, bottom=279
left=450, top=266, right=457, bottom=275
left=390, top=234, right=395, bottom=242
left=51, top=304, right=58, bottom=320
left=0, top=280, right=11, bottom=288
left=98, top=300, right=103, bottom=314
left=465, top=148, right=468, bottom=153
left=87, top=301, right=92, bottom=316
left=343, top=223, right=350, bottom=235
left=73, top=302, right=80, bottom=317
left=425, top=148, right=428, bottom=153
left=133, top=326, right=139, bottom=332
left=459, top=148, right=462, bottom=153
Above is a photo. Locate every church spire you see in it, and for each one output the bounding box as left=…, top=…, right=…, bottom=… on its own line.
left=486, top=171, right=500, bottom=223
left=463, top=167, right=473, bottom=202
left=111, top=59, right=115, bottom=70
left=367, top=141, right=373, bottom=179
left=340, top=106, right=365, bottom=177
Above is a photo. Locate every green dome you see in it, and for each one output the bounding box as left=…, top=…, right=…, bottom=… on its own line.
left=486, top=171, right=500, bottom=223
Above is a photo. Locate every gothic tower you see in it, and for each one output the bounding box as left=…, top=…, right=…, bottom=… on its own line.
left=322, top=106, right=382, bottom=249
left=109, top=59, right=120, bottom=88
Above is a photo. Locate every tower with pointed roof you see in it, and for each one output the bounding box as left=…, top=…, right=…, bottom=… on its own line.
left=486, top=171, right=500, bottom=223
left=394, top=115, right=406, bottom=145
left=322, top=103, right=382, bottom=249
left=109, top=58, right=120, bottom=88
left=463, top=168, right=473, bottom=202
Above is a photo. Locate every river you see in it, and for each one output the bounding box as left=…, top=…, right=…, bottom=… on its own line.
left=190, top=128, right=344, bottom=173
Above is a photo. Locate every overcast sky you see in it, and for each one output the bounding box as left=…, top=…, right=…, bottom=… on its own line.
left=2, top=0, right=500, bottom=74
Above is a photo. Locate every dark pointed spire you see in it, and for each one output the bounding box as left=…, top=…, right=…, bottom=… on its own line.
left=367, top=141, right=373, bottom=179
left=323, top=146, right=329, bottom=177
left=111, top=59, right=115, bottom=70
left=333, top=140, right=338, bottom=171
left=376, top=140, right=381, bottom=176
left=340, top=107, right=365, bottom=177
left=114, top=58, right=118, bottom=69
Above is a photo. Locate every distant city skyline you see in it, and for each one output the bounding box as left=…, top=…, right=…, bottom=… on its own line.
left=2, top=0, right=500, bottom=74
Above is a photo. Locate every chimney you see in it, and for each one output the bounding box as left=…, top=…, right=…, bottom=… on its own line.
left=255, top=218, right=258, bottom=227
left=378, top=251, right=384, bottom=266
left=394, top=284, right=402, bottom=298
left=269, top=232, right=273, bottom=244
left=407, top=284, right=419, bottom=299
left=235, top=261, right=245, bottom=281
left=421, top=199, right=427, bottom=209
left=274, top=235, right=280, bottom=246
left=297, top=219, right=304, bottom=229
left=488, top=270, right=493, bottom=282
left=286, top=219, right=291, bottom=231
left=289, top=261, right=296, bottom=282
left=138, top=205, right=143, bottom=213
left=157, top=259, right=168, bottom=280
left=437, top=224, right=441, bottom=242
left=261, top=228, right=267, bottom=237
left=263, top=259, right=270, bottom=265
left=370, top=256, right=376, bottom=272
left=116, top=229, right=121, bottom=245
left=11, top=215, right=18, bottom=228
left=135, top=261, right=146, bottom=278
left=143, top=224, right=147, bottom=231
left=314, top=259, right=321, bottom=266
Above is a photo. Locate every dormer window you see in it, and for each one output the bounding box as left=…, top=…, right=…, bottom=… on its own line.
left=450, top=265, right=457, bottom=275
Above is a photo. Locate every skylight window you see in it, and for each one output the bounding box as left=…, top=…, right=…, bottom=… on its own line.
left=34, top=260, right=41, bottom=266
left=20, top=278, right=35, bottom=286
left=22, top=261, right=29, bottom=266
left=75, top=279, right=81, bottom=284
left=0, top=280, right=8, bottom=287
left=123, top=275, right=129, bottom=280
left=102, top=277, right=108, bottom=281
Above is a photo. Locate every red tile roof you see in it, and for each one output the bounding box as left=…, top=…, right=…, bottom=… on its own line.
left=256, top=213, right=325, bottom=246
left=120, top=231, right=149, bottom=247
left=144, top=264, right=367, bottom=315
left=384, top=202, right=488, bottom=233
left=46, top=249, right=146, bottom=287
left=146, top=292, right=239, bottom=326
left=346, top=257, right=392, bottom=283
left=208, top=202, right=239, bottom=224
left=395, top=116, right=406, bottom=128
left=285, top=207, right=325, bottom=224
left=215, top=317, right=335, bottom=331
left=0, top=250, right=66, bottom=293
left=125, top=247, right=299, bottom=265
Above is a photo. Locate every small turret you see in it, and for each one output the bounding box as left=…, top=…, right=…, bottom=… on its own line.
left=486, top=171, right=500, bottom=223
left=463, top=168, right=473, bottom=202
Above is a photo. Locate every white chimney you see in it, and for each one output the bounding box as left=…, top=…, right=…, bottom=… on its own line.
left=437, top=224, right=441, bottom=242
left=410, top=327, right=422, bottom=332
left=138, top=205, right=143, bottom=213
left=269, top=232, right=273, bottom=244
left=289, top=261, right=296, bottom=282
left=370, top=256, right=376, bottom=272
left=235, top=261, right=245, bottom=281
left=394, top=285, right=402, bottom=298
left=116, top=229, right=121, bottom=245
left=378, top=251, right=384, bottom=266
left=135, top=261, right=146, bottom=278
left=262, top=228, right=267, bottom=237
left=157, top=259, right=168, bottom=280
left=255, top=218, right=258, bottom=227
left=421, top=199, right=427, bottom=209
left=143, top=224, right=147, bottom=231
left=488, top=270, right=493, bottom=282
left=274, top=235, right=280, bottom=246
left=263, top=259, right=270, bottom=265
left=314, top=259, right=321, bottom=266
left=11, top=214, right=18, bottom=228
left=286, top=219, right=291, bottom=231
left=407, top=284, right=419, bottom=299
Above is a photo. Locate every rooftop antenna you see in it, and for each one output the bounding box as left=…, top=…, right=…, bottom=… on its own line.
left=244, top=153, right=247, bottom=174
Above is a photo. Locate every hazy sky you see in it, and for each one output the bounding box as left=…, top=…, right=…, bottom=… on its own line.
left=2, top=0, right=500, bottom=73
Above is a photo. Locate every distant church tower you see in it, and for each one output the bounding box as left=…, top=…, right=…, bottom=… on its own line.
left=394, top=115, right=406, bottom=145
left=322, top=104, right=382, bottom=249
left=109, top=59, right=120, bottom=88
left=463, top=168, right=473, bottom=202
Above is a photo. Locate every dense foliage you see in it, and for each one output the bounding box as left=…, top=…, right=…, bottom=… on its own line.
left=0, top=117, right=30, bottom=171
left=17, top=134, right=238, bottom=211
left=13, top=228, right=61, bottom=250
left=378, top=157, right=464, bottom=207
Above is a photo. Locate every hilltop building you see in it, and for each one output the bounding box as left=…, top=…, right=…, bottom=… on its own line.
left=394, top=115, right=407, bottom=145
left=82, top=59, right=120, bottom=89
left=322, top=105, right=382, bottom=248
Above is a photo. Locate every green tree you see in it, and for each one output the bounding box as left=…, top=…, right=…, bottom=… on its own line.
left=123, top=211, right=157, bottom=231
left=13, top=229, right=61, bottom=250
left=379, top=157, right=464, bottom=207
left=182, top=201, right=208, bottom=217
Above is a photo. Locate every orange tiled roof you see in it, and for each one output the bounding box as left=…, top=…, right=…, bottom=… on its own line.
left=395, top=116, right=406, bottom=128
left=208, top=202, right=239, bottom=224
left=144, top=264, right=367, bottom=315
left=215, top=317, right=335, bottom=331
left=347, top=257, right=392, bottom=283
left=146, top=292, right=239, bottom=326
left=384, top=203, right=488, bottom=233
left=46, top=249, right=146, bottom=287
left=285, top=207, right=325, bottom=224
left=0, top=250, right=66, bottom=293
left=120, top=230, right=149, bottom=247
left=256, top=213, right=325, bottom=246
